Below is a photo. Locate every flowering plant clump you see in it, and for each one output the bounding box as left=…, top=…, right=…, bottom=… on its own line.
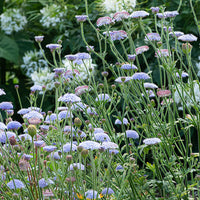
left=39, top=4, right=67, bottom=29
left=20, top=50, right=48, bottom=77
left=0, top=0, right=200, bottom=199
left=0, top=8, right=27, bottom=35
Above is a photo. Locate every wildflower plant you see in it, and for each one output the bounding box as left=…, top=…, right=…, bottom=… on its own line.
left=0, top=0, right=200, bottom=200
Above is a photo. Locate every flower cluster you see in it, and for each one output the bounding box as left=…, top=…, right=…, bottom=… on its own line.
left=0, top=8, right=27, bottom=35
left=40, top=4, right=67, bottom=28
left=31, top=67, right=55, bottom=92
left=21, top=50, right=48, bottom=77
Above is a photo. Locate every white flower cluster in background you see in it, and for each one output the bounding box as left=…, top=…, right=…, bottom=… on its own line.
left=174, top=81, right=200, bottom=110
left=0, top=8, right=27, bottom=35
left=63, top=58, right=96, bottom=81
left=40, top=4, right=67, bottom=28
left=100, top=0, right=136, bottom=13
left=21, top=50, right=48, bottom=77
left=31, top=67, right=55, bottom=92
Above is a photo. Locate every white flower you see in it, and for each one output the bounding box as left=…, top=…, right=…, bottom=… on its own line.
left=40, top=4, right=67, bottom=28
left=30, top=67, right=55, bottom=92
left=100, top=0, right=136, bottom=13
left=0, top=8, right=27, bottom=35
left=21, top=50, right=48, bottom=77
left=63, top=58, right=96, bottom=81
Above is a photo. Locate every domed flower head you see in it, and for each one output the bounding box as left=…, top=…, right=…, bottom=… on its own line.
left=169, top=31, right=184, bottom=38
left=113, top=11, right=130, bottom=21
left=75, top=85, right=89, bottom=96
left=58, top=93, right=81, bottom=103
left=34, top=140, right=45, bottom=147
left=46, top=44, right=62, bottom=50
left=155, top=49, right=170, bottom=57
left=116, top=164, right=123, bottom=171
left=75, top=15, right=87, bottom=22
left=7, top=179, right=25, bottom=189
left=94, top=132, right=111, bottom=142
left=157, top=89, right=171, bottom=97
left=23, top=110, right=44, bottom=120
left=0, top=131, right=16, bottom=143
left=101, top=187, right=114, bottom=195
left=110, top=30, right=127, bottom=41
left=143, top=137, right=161, bottom=145
left=93, top=128, right=105, bottom=134
left=127, top=54, right=136, bottom=61
left=79, top=141, right=101, bottom=150
left=34, top=35, right=44, bottom=43
left=76, top=52, right=91, bottom=60
left=144, top=82, right=158, bottom=89
left=178, top=34, right=198, bottom=42
left=95, top=94, right=111, bottom=102
left=102, top=141, right=118, bottom=149
left=176, top=71, right=189, bottom=78
left=63, top=143, right=77, bottom=153
left=115, top=76, right=132, bottom=83
left=135, top=46, right=149, bottom=55
left=64, top=54, right=77, bottom=61
left=69, top=163, right=85, bottom=171
left=130, top=11, right=149, bottom=18
left=39, top=178, right=54, bottom=188
left=85, top=190, right=100, bottom=199
left=115, top=118, right=129, bottom=125
left=96, top=16, right=113, bottom=27
left=0, top=122, right=7, bottom=130
left=50, top=152, right=61, bottom=160
left=121, top=64, right=137, bottom=70
left=150, top=7, right=160, bottom=14
left=7, top=121, right=22, bottom=130
left=132, top=72, right=150, bottom=80
left=126, top=130, right=139, bottom=139
left=58, top=110, right=72, bottom=120
left=30, top=85, right=42, bottom=92
left=0, top=102, right=13, bottom=110
left=145, top=33, right=161, bottom=41
left=157, top=11, right=179, bottom=19
left=43, top=145, right=57, bottom=153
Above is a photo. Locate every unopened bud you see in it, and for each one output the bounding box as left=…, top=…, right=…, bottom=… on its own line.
left=28, top=125, right=37, bottom=138
left=74, top=118, right=82, bottom=127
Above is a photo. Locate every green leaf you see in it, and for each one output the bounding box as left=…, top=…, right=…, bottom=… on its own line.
left=0, top=33, right=19, bottom=63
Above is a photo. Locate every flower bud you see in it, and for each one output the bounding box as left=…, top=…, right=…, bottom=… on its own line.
left=28, top=125, right=37, bottom=138
left=66, top=155, right=73, bottom=164
left=74, top=118, right=82, bottom=127
left=182, top=43, right=192, bottom=54
left=101, top=71, right=109, bottom=77
left=81, top=149, right=88, bottom=159
left=98, top=83, right=104, bottom=89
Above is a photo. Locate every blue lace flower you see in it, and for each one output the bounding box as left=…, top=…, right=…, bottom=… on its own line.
left=126, top=130, right=139, bottom=139
left=7, top=121, right=22, bottom=130
left=7, top=179, right=25, bottom=189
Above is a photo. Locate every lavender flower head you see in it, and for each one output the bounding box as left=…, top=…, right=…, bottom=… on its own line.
left=116, top=165, right=124, bottom=171
left=95, top=94, right=111, bottom=102
left=0, top=122, right=7, bottom=130
left=115, top=118, right=129, bottom=125
left=96, top=16, right=113, bottom=27
left=30, top=85, right=43, bottom=92
left=0, top=131, right=16, bottom=143
left=144, top=82, right=158, bottom=89
left=178, top=34, right=198, bottom=42
left=113, top=11, right=130, bottom=21
left=75, top=15, right=87, bottom=22
left=69, top=163, right=85, bottom=171
left=135, top=46, right=149, bottom=55
left=7, top=179, right=25, bottom=189
left=43, top=145, right=57, bottom=152
left=109, top=30, right=127, bottom=41
left=0, top=102, right=13, bottom=110
left=85, top=190, right=100, bottom=199
left=156, top=11, right=179, bottom=19
left=17, top=108, right=30, bottom=115
left=155, top=49, right=170, bottom=57
left=102, top=141, right=118, bottom=149
left=58, top=110, right=72, bottom=120
left=23, top=111, right=44, bottom=120
left=79, top=140, right=101, bottom=150
left=121, top=64, right=138, bottom=70
left=34, top=140, right=45, bottom=147
left=132, top=72, right=150, bottom=80
left=101, top=188, right=114, bottom=195
left=7, top=121, right=22, bottom=130
left=143, top=137, right=161, bottom=145
left=76, top=52, right=91, bottom=60
left=94, top=132, right=111, bottom=142
left=35, top=36, right=44, bottom=43
left=115, top=76, right=132, bottom=83
left=58, top=93, right=81, bottom=103
left=64, top=54, right=77, bottom=61
left=63, top=143, right=77, bottom=153
left=145, top=33, right=161, bottom=41
left=150, top=7, right=160, bottom=14
left=169, top=31, right=184, bottom=38
left=46, top=44, right=62, bottom=50
left=126, top=130, right=139, bottom=139
left=130, top=11, right=149, bottom=18
left=128, top=54, right=136, bottom=61
left=39, top=178, right=54, bottom=188
left=176, top=71, right=189, bottom=78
